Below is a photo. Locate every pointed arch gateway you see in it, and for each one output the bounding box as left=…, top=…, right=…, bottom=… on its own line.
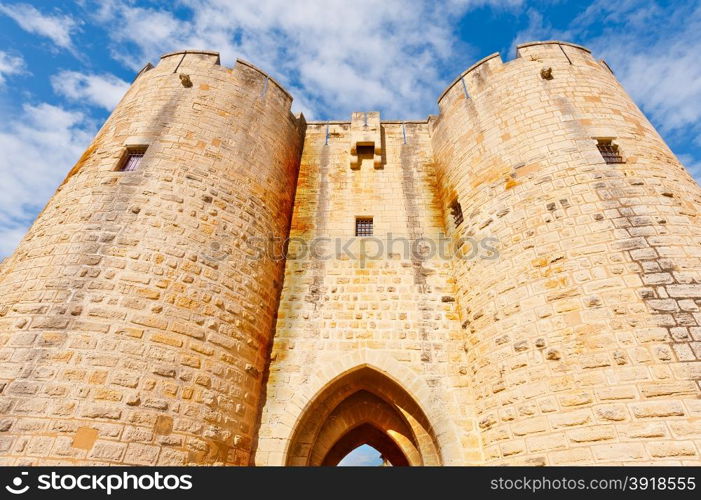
left=285, top=366, right=442, bottom=466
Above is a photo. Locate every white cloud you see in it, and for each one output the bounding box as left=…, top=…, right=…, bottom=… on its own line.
left=577, top=2, right=701, bottom=139
left=0, top=103, right=94, bottom=258
left=51, top=70, right=130, bottom=110
left=0, top=2, right=79, bottom=50
left=0, top=50, right=25, bottom=85
left=89, top=0, right=522, bottom=119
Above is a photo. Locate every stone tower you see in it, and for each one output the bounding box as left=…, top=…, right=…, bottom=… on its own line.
left=1, top=42, right=700, bottom=466
left=0, top=51, right=305, bottom=465
left=428, top=41, right=701, bottom=464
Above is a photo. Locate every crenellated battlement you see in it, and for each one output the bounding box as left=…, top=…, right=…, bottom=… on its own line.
left=517, top=39, right=591, bottom=55
left=435, top=40, right=602, bottom=110
left=134, top=50, right=298, bottom=115
left=157, top=49, right=221, bottom=71
left=131, top=41, right=608, bottom=126
left=234, top=58, right=295, bottom=103
left=436, top=52, right=502, bottom=104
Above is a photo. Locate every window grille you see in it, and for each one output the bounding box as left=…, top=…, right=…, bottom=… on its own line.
left=449, top=199, right=464, bottom=227
left=596, top=139, right=624, bottom=164
left=355, top=217, right=373, bottom=237
left=119, top=147, right=147, bottom=171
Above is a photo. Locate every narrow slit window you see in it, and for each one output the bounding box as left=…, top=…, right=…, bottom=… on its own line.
left=449, top=199, right=464, bottom=227
left=596, top=139, right=624, bottom=164
left=355, top=217, right=373, bottom=237
left=118, top=147, right=147, bottom=172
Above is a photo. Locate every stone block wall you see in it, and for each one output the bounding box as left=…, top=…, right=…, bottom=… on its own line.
left=254, top=121, right=480, bottom=465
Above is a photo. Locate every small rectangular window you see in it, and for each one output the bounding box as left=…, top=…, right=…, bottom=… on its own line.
left=118, top=147, right=147, bottom=172
left=449, top=199, right=464, bottom=227
left=596, top=139, right=624, bottom=164
left=355, top=217, right=373, bottom=237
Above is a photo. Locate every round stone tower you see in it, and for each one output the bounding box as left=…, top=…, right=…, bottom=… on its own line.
left=430, top=41, right=701, bottom=465
left=0, top=51, right=305, bottom=465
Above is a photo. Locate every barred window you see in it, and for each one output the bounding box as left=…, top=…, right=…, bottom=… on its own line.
left=449, top=199, right=464, bottom=227
left=118, top=147, right=147, bottom=172
left=596, top=139, right=624, bottom=164
left=355, top=217, right=373, bottom=237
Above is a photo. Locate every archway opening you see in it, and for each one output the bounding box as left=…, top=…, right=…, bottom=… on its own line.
left=326, top=424, right=409, bottom=466
left=285, top=366, right=441, bottom=466
left=337, top=443, right=385, bottom=467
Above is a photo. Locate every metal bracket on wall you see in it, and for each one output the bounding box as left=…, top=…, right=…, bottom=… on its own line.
left=461, top=77, right=470, bottom=98
left=557, top=43, right=572, bottom=65
left=173, top=50, right=188, bottom=73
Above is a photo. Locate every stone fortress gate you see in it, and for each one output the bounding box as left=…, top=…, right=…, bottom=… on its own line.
left=0, top=42, right=700, bottom=466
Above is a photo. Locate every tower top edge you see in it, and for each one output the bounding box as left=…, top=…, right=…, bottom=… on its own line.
left=436, top=52, right=501, bottom=104
left=234, top=58, right=294, bottom=102
left=436, top=40, right=595, bottom=106
left=151, top=51, right=295, bottom=104
left=160, top=49, right=221, bottom=60
left=516, top=40, right=591, bottom=53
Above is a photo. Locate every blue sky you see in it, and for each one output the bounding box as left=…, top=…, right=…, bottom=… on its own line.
left=337, top=444, right=383, bottom=466
left=0, top=0, right=700, bottom=261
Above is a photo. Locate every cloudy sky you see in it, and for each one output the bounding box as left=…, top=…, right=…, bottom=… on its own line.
left=0, top=0, right=700, bottom=270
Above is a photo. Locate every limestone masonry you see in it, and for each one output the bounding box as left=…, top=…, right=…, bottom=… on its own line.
left=1, top=41, right=701, bottom=466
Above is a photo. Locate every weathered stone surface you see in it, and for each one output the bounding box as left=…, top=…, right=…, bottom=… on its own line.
left=0, top=41, right=700, bottom=467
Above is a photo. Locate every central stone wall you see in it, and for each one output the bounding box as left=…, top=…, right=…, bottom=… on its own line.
left=254, top=121, right=480, bottom=465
